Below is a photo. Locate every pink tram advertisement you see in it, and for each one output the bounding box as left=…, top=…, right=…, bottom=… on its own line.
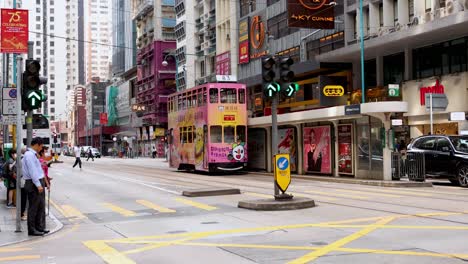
left=167, top=83, right=248, bottom=172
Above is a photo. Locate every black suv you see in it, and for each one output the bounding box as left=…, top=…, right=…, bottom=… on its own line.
left=407, top=135, right=468, bottom=187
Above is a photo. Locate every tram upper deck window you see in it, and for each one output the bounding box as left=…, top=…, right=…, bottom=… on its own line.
left=210, top=88, right=218, bottom=103
left=220, top=88, right=237, bottom=104
left=238, top=88, right=245, bottom=104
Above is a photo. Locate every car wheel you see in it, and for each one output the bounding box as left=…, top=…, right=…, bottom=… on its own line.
left=456, top=165, right=468, bottom=188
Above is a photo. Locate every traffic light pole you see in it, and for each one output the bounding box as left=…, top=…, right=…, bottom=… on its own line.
left=271, top=94, right=280, bottom=196
left=26, top=42, right=34, bottom=147
left=15, top=57, right=23, bottom=232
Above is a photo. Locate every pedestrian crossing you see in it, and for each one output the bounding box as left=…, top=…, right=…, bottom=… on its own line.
left=0, top=248, right=40, bottom=263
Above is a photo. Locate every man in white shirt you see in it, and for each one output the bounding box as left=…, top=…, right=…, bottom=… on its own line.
left=72, top=145, right=82, bottom=170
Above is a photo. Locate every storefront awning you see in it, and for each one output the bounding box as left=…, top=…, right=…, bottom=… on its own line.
left=248, top=101, right=408, bottom=127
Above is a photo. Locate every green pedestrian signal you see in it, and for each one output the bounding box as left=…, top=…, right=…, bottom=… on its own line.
left=264, top=82, right=280, bottom=98
left=25, top=90, right=47, bottom=109
left=282, top=82, right=300, bottom=97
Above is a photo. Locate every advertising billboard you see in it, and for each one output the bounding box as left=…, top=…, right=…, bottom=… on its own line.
left=278, top=128, right=297, bottom=172
left=287, top=0, right=335, bottom=29
left=319, top=75, right=348, bottom=107
left=249, top=12, right=267, bottom=60
left=1, top=9, right=28, bottom=53
left=238, top=17, right=250, bottom=64
left=303, top=126, right=332, bottom=174
left=338, top=124, right=353, bottom=174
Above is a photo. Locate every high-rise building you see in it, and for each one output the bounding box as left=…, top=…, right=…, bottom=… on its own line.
left=174, top=0, right=238, bottom=90
left=132, top=0, right=176, bottom=148
left=65, top=0, right=85, bottom=90
left=85, top=0, right=112, bottom=84
left=23, top=0, right=67, bottom=121
left=112, top=0, right=135, bottom=76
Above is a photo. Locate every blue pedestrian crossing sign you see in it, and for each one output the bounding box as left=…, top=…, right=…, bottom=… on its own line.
left=274, top=154, right=291, bottom=193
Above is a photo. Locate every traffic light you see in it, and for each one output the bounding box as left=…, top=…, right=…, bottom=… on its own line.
left=53, top=133, right=58, bottom=144
left=279, top=57, right=298, bottom=97
left=22, top=59, right=48, bottom=111
left=262, top=56, right=279, bottom=99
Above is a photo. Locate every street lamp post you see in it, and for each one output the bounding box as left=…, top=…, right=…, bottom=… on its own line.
left=359, top=0, right=366, bottom=103
left=162, top=54, right=179, bottom=91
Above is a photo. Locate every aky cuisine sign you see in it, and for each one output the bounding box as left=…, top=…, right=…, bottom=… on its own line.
left=1, top=9, right=29, bottom=53
left=288, top=0, right=335, bottom=29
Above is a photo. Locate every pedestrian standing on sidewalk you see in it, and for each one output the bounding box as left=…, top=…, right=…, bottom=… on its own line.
left=22, top=137, right=49, bottom=236
left=4, top=149, right=17, bottom=208
left=72, top=145, right=82, bottom=170
left=152, top=145, right=157, bottom=159
left=20, top=147, right=28, bottom=221
left=86, top=147, right=94, bottom=162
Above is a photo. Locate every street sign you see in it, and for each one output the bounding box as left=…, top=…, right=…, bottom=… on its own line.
left=425, top=93, right=448, bottom=112
left=3, top=88, right=17, bottom=99
left=345, top=104, right=361, bottom=115
left=2, top=99, right=17, bottom=115
left=388, top=84, right=400, bottom=97
left=449, top=112, right=466, bottom=121
left=0, top=115, right=24, bottom=125
left=274, top=154, right=291, bottom=193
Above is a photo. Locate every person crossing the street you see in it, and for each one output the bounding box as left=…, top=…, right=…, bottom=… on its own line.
left=72, top=145, right=82, bottom=170
left=86, top=147, right=94, bottom=162
left=22, top=137, right=49, bottom=236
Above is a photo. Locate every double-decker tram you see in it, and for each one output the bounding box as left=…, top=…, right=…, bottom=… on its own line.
left=167, top=82, right=248, bottom=173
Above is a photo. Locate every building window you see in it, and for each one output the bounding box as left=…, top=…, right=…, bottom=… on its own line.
left=50, top=108, right=55, bottom=113
left=393, top=0, right=398, bottom=24
left=176, top=46, right=186, bottom=63
left=174, top=21, right=186, bottom=41
left=277, top=46, right=300, bottom=63
left=409, top=0, right=414, bottom=21
left=36, top=16, right=40, bottom=22
left=268, top=12, right=299, bottom=40
left=36, top=41, right=41, bottom=46
left=306, top=32, right=344, bottom=59
left=175, top=0, right=185, bottom=17
left=413, top=37, right=468, bottom=79
left=383, top=53, right=405, bottom=86
left=379, top=3, right=384, bottom=27
left=240, top=0, right=255, bottom=17
left=425, top=0, right=431, bottom=11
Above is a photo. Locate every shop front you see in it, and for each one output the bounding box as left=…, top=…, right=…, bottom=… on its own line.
left=403, top=73, right=468, bottom=138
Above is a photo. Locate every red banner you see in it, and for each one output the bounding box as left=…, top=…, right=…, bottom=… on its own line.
left=239, top=41, right=249, bottom=64
left=1, top=9, right=28, bottom=53
left=100, top=113, right=108, bottom=125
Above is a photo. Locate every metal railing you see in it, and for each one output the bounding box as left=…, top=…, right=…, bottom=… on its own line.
left=391, top=152, right=426, bottom=181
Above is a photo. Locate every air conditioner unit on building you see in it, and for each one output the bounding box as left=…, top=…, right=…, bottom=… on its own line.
left=408, top=16, right=419, bottom=27
left=424, top=11, right=433, bottom=23
left=434, top=7, right=447, bottom=18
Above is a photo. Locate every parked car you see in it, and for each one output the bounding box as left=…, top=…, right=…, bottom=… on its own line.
left=407, top=135, right=468, bottom=187
left=91, top=148, right=101, bottom=158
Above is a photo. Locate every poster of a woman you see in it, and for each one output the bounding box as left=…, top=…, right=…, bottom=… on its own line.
left=303, top=126, right=332, bottom=174
left=278, top=128, right=297, bottom=172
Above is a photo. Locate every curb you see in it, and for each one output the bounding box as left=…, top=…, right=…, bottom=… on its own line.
left=0, top=210, right=64, bottom=247
left=248, top=172, right=433, bottom=188
left=238, top=197, right=316, bottom=211
left=182, top=188, right=241, bottom=197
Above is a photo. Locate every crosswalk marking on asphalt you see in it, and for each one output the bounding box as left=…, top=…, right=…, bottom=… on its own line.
left=332, top=189, right=402, bottom=198
left=0, top=248, right=31, bottom=253
left=305, top=190, right=369, bottom=200
left=175, top=198, right=217, bottom=211
left=136, top=200, right=176, bottom=213
left=101, top=203, right=137, bottom=217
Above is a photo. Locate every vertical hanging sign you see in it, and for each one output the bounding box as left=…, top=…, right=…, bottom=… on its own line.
left=1, top=9, right=29, bottom=53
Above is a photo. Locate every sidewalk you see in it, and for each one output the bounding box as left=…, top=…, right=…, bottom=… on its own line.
left=0, top=187, right=62, bottom=246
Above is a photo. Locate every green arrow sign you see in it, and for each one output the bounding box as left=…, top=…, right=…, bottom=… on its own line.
left=26, top=90, right=46, bottom=109
left=283, top=82, right=299, bottom=97
left=264, top=82, right=280, bottom=98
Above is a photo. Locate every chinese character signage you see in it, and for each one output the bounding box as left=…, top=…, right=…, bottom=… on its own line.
left=303, top=126, right=332, bottom=174
left=287, top=0, right=335, bottom=29
left=99, top=113, right=108, bottom=125
left=216, top=52, right=231, bottom=75
left=1, top=9, right=28, bottom=53
left=319, top=75, right=348, bottom=107
left=238, top=17, right=250, bottom=64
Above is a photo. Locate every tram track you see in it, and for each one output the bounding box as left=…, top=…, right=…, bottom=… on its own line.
left=86, top=162, right=468, bottom=226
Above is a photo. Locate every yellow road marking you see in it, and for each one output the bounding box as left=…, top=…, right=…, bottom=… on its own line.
left=287, top=217, right=395, bottom=264
left=174, top=198, right=217, bottom=211
left=358, top=187, right=433, bottom=197
left=123, top=235, right=206, bottom=255
left=101, top=203, right=136, bottom=217
left=83, top=241, right=136, bottom=264
left=407, top=188, right=468, bottom=197
left=0, top=255, right=40, bottom=262
left=332, top=189, right=402, bottom=198
left=62, top=205, right=87, bottom=220
left=49, top=199, right=68, bottom=218
left=0, top=248, right=31, bottom=253
left=103, top=210, right=468, bottom=244
left=305, top=190, right=368, bottom=199
left=136, top=200, right=175, bottom=213
left=179, top=242, right=468, bottom=259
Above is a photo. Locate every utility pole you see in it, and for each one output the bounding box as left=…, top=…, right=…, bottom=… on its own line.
left=15, top=57, right=23, bottom=232
left=26, top=42, right=34, bottom=147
